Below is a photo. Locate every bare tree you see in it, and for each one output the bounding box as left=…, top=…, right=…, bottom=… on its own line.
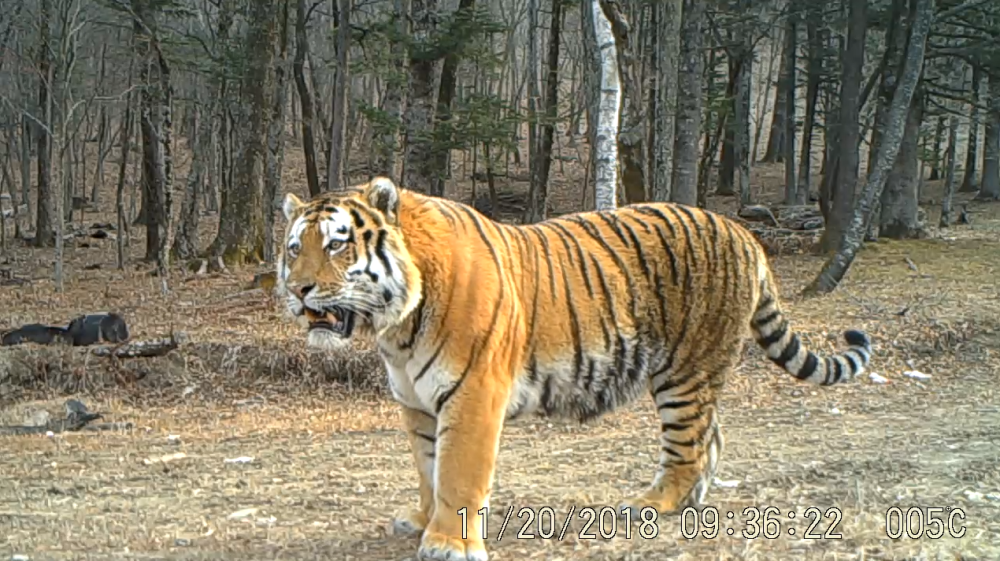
left=34, top=0, right=55, bottom=248
left=526, top=0, right=562, bottom=222
left=591, top=0, right=620, bottom=210
left=670, top=0, right=704, bottom=207
left=795, top=2, right=821, bottom=204
left=977, top=80, right=1000, bottom=200
left=805, top=0, right=934, bottom=295
left=781, top=8, right=797, bottom=205
left=327, top=0, right=350, bottom=192
left=959, top=63, right=981, bottom=192
left=817, top=0, right=868, bottom=252
left=599, top=0, right=645, bottom=206
left=651, top=0, right=682, bottom=202
left=402, top=0, right=439, bottom=193
left=293, top=0, right=321, bottom=196
left=208, top=0, right=280, bottom=264
left=939, top=115, right=959, bottom=227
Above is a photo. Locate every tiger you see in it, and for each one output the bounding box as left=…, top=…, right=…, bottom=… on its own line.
left=276, top=177, right=873, bottom=561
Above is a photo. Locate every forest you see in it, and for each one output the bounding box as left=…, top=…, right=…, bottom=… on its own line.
left=0, top=0, right=998, bottom=559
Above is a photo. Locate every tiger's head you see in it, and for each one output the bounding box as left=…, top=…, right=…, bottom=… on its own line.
left=276, top=177, right=422, bottom=350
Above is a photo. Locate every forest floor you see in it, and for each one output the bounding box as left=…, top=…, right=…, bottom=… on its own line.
left=1, top=146, right=999, bottom=560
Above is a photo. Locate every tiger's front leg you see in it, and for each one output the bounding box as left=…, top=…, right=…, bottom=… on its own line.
left=417, top=371, right=510, bottom=561
left=392, top=406, right=438, bottom=537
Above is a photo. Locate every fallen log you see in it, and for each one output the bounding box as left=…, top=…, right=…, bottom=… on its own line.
left=91, top=332, right=186, bottom=359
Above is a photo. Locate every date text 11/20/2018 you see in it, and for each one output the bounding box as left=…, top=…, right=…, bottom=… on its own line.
left=458, top=506, right=661, bottom=541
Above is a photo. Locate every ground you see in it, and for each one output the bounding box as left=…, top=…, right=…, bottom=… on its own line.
left=1, top=140, right=999, bottom=561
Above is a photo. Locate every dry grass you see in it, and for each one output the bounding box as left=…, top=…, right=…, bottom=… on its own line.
left=1, top=145, right=999, bottom=560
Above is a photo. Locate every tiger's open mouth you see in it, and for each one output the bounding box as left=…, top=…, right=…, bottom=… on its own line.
left=304, top=305, right=356, bottom=338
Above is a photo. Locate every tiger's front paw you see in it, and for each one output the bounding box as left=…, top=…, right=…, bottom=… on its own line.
left=619, top=495, right=674, bottom=520
left=391, top=507, right=430, bottom=537
left=417, top=530, right=487, bottom=561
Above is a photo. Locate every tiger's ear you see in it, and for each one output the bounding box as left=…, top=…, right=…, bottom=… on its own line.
left=365, top=177, right=400, bottom=224
left=283, top=192, right=305, bottom=222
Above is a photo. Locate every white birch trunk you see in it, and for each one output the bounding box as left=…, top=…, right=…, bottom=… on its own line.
left=591, top=0, right=620, bottom=211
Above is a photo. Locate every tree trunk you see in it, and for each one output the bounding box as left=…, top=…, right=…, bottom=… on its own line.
left=401, top=0, right=439, bottom=193
left=762, top=23, right=790, bottom=164
left=939, top=116, right=959, bottom=227
left=670, top=0, right=703, bottom=207
left=171, top=100, right=207, bottom=261
left=327, top=0, right=350, bottom=192
left=526, top=0, right=540, bottom=208
left=796, top=3, right=821, bottom=205
left=959, top=63, right=981, bottom=192
left=34, top=0, right=54, bottom=248
left=208, top=0, right=279, bottom=265
left=817, top=0, right=867, bottom=253
left=879, top=83, right=924, bottom=238
left=865, top=0, right=907, bottom=239
left=132, top=0, right=172, bottom=271
left=978, top=80, right=1000, bottom=201
left=805, top=0, right=933, bottom=296
left=734, top=43, right=753, bottom=207
left=651, top=0, right=682, bottom=202
left=264, top=0, right=291, bottom=263
left=117, top=87, right=135, bottom=270
left=591, top=0, right=620, bottom=210
left=526, top=0, right=562, bottom=222
left=374, top=0, right=410, bottom=182
left=600, top=0, right=645, bottom=206
left=293, top=0, right=321, bottom=196
left=581, top=0, right=599, bottom=210
left=717, top=60, right=738, bottom=196
left=928, top=114, right=945, bottom=180
left=431, top=0, right=476, bottom=198
left=782, top=9, right=797, bottom=206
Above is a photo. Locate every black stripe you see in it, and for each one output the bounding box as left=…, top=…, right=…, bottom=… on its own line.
left=634, top=207, right=680, bottom=286
left=414, top=339, right=447, bottom=383
left=661, top=422, right=689, bottom=432
left=664, top=437, right=698, bottom=447
left=830, top=358, right=844, bottom=384
left=527, top=226, right=558, bottom=305
left=415, top=432, right=436, bottom=444
left=374, top=230, right=395, bottom=278
left=757, top=320, right=789, bottom=348
left=843, top=352, right=860, bottom=373
left=525, top=228, right=542, bottom=352
left=755, top=309, right=782, bottom=328
left=436, top=287, right=506, bottom=415
left=658, top=399, right=696, bottom=410
left=350, top=209, right=366, bottom=228
left=703, top=211, right=722, bottom=266
left=800, top=352, right=819, bottom=381
left=774, top=335, right=803, bottom=370
left=400, top=295, right=426, bottom=350
left=618, top=215, right=654, bottom=284
left=548, top=221, right=596, bottom=298
left=431, top=199, right=461, bottom=231
left=568, top=216, right=639, bottom=317
left=596, top=212, right=632, bottom=249
left=561, top=267, right=584, bottom=382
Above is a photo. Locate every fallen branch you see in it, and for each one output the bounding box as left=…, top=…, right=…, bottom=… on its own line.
left=91, top=332, right=186, bottom=358
left=0, top=412, right=102, bottom=436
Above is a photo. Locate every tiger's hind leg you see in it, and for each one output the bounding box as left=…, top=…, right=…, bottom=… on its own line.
left=620, top=364, right=728, bottom=517
left=392, top=406, right=438, bottom=537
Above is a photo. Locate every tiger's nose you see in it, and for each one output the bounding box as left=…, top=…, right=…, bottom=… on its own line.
left=292, top=284, right=315, bottom=300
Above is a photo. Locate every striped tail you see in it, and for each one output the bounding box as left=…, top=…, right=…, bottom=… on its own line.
left=750, top=281, right=872, bottom=386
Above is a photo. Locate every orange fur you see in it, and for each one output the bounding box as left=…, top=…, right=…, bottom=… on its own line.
left=276, top=177, right=873, bottom=560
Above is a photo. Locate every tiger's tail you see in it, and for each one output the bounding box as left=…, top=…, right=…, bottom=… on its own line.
left=750, top=270, right=872, bottom=386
